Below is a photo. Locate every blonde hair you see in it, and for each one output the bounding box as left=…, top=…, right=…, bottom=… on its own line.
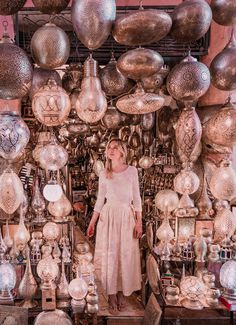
left=105, top=138, right=128, bottom=179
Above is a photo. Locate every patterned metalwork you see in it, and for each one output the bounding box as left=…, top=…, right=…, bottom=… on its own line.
left=210, top=31, right=236, bottom=91
left=117, top=48, right=164, bottom=80
left=175, top=106, right=202, bottom=163
left=31, top=23, right=70, bottom=69
left=0, top=0, right=26, bottom=15
left=62, top=63, right=83, bottom=93
left=32, top=0, right=70, bottom=14
left=0, top=112, right=30, bottom=160
left=170, top=0, right=212, bottom=42
left=167, top=53, right=210, bottom=101
left=100, top=55, right=134, bottom=96
left=211, top=0, right=236, bottom=26
left=71, top=0, right=116, bottom=50
left=113, top=9, right=172, bottom=46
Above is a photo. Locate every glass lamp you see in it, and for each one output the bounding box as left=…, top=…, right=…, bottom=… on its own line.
left=39, top=139, right=68, bottom=171
left=48, top=192, right=72, bottom=222
left=220, top=260, right=236, bottom=300
left=0, top=260, right=16, bottom=305
left=14, top=207, right=30, bottom=252
left=43, top=174, right=63, bottom=202
left=214, top=207, right=236, bottom=241
left=155, top=190, right=179, bottom=214
left=180, top=276, right=205, bottom=310
left=37, top=256, right=59, bottom=289
left=43, top=222, right=60, bottom=243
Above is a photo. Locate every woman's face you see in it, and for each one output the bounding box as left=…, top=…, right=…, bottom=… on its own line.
left=107, top=141, right=123, bottom=161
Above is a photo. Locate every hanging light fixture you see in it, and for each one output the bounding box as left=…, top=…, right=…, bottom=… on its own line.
left=0, top=168, right=24, bottom=214
left=32, top=0, right=70, bottom=14
left=0, top=260, right=16, bottom=305
left=32, top=78, right=71, bottom=127
left=48, top=192, right=72, bottom=222
left=39, top=138, right=68, bottom=171
left=43, top=178, right=63, bottom=202
left=211, top=0, right=236, bottom=26
left=116, top=82, right=164, bottom=114
left=76, top=55, right=107, bottom=123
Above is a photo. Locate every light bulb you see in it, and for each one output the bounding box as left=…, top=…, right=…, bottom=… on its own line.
left=68, top=277, right=88, bottom=300
left=76, top=55, right=107, bottom=124
left=43, top=183, right=63, bottom=202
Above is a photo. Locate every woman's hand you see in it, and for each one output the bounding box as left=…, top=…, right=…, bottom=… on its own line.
left=133, top=220, right=142, bottom=239
left=87, top=221, right=96, bottom=238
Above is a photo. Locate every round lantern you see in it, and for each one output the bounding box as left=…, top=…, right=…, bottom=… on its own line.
left=210, top=31, right=236, bottom=91
left=214, top=208, right=236, bottom=239
left=175, top=105, right=202, bottom=163
left=180, top=276, right=205, bottom=310
left=167, top=53, right=210, bottom=102
left=48, top=192, right=72, bottom=220
left=0, top=29, right=33, bottom=99
left=71, top=0, right=116, bottom=50
left=31, top=23, right=70, bottom=69
left=35, top=310, right=72, bottom=325
left=76, top=56, right=107, bottom=124
left=209, top=160, right=236, bottom=201
left=101, top=104, right=122, bottom=130
left=203, top=99, right=236, bottom=148
left=116, top=83, right=164, bottom=114
left=0, top=112, right=30, bottom=160
left=138, top=155, right=154, bottom=169
left=211, top=0, right=236, bottom=26
left=113, top=8, right=172, bottom=46
left=117, top=48, right=164, bottom=80
left=30, top=67, right=62, bottom=100
left=155, top=190, right=179, bottom=214
left=0, top=0, right=26, bottom=15
left=100, top=55, right=134, bottom=96
left=220, top=260, right=236, bottom=300
left=39, top=140, right=68, bottom=171
left=32, top=0, right=70, bottom=14
left=68, top=277, right=88, bottom=300
left=32, top=79, right=71, bottom=126
left=0, top=168, right=24, bottom=214
left=62, top=63, right=83, bottom=93
left=170, top=0, right=212, bottom=42
left=174, top=168, right=200, bottom=195
left=43, top=222, right=60, bottom=241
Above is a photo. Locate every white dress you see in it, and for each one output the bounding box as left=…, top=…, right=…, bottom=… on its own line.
left=94, top=165, right=142, bottom=296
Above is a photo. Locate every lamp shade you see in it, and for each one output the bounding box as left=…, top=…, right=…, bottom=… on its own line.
left=0, top=261, right=16, bottom=291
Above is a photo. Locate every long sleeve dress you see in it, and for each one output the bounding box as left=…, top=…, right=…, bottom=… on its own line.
left=93, top=165, right=142, bottom=296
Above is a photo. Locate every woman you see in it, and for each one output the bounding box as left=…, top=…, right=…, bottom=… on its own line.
left=87, top=138, right=142, bottom=313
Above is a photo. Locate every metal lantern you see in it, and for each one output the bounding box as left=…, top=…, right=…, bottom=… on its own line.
left=210, top=31, right=236, bottom=91
left=0, top=0, right=26, bottom=15
left=175, top=104, right=202, bottom=163
left=170, top=0, right=212, bottom=42
left=167, top=53, right=210, bottom=102
left=76, top=56, right=107, bottom=124
left=30, top=67, right=62, bottom=100
left=141, top=66, right=170, bottom=93
left=203, top=98, right=236, bottom=148
left=100, top=55, right=134, bottom=96
left=117, top=48, right=164, bottom=80
left=101, top=104, right=122, bottom=130
left=32, top=0, right=70, bottom=14
left=211, top=0, right=236, bottom=26
left=174, top=168, right=200, bottom=195
left=39, top=140, right=68, bottom=171
left=71, top=0, right=116, bottom=50
left=32, top=79, right=71, bottom=126
left=0, top=28, right=33, bottom=99
left=113, top=8, right=172, bottom=46
left=0, top=168, right=24, bottom=215
left=31, top=23, right=70, bottom=69
left=116, top=82, right=164, bottom=114
left=0, top=111, right=30, bottom=160
left=62, top=63, right=83, bottom=93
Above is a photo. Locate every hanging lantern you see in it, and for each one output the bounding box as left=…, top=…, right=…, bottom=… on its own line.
left=62, top=63, right=83, bottom=93
left=175, top=104, right=202, bottom=163
left=0, top=0, right=26, bottom=15
left=48, top=192, right=72, bottom=221
left=210, top=160, right=236, bottom=201
left=117, top=48, right=164, bottom=80
left=31, top=23, right=70, bottom=69
left=174, top=167, right=200, bottom=195
left=32, top=0, right=70, bottom=14
left=0, top=111, right=30, bottom=160
left=39, top=139, right=68, bottom=171
left=0, top=168, right=24, bottom=214
left=32, top=131, right=52, bottom=162
left=139, top=155, right=154, bottom=169
left=155, top=190, right=179, bottom=214
left=203, top=98, right=236, bottom=148
left=76, top=55, right=107, bottom=124
left=100, top=55, right=134, bottom=96
left=141, top=66, right=170, bottom=93
left=170, top=0, right=212, bottom=42
left=167, top=53, right=210, bottom=102
left=140, top=113, right=155, bottom=130
left=0, top=26, right=33, bottom=99
left=101, top=104, right=122, bottom=130
left=14, top=208, right=30, bottom=250
left=30, top=67, right=62, bottom=100
left=128, top=130, right=141, bottom=149
left=71, top=0, right=116, bottom=50
left=116, top=82, right=164, bottom=114
left=211, top=0, right=236, bottom=26
left=210, top=31, right=236, bottom=91
left=113, top=7, right=172, bottom=46
left=32, top=79, right=71, bottom=126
